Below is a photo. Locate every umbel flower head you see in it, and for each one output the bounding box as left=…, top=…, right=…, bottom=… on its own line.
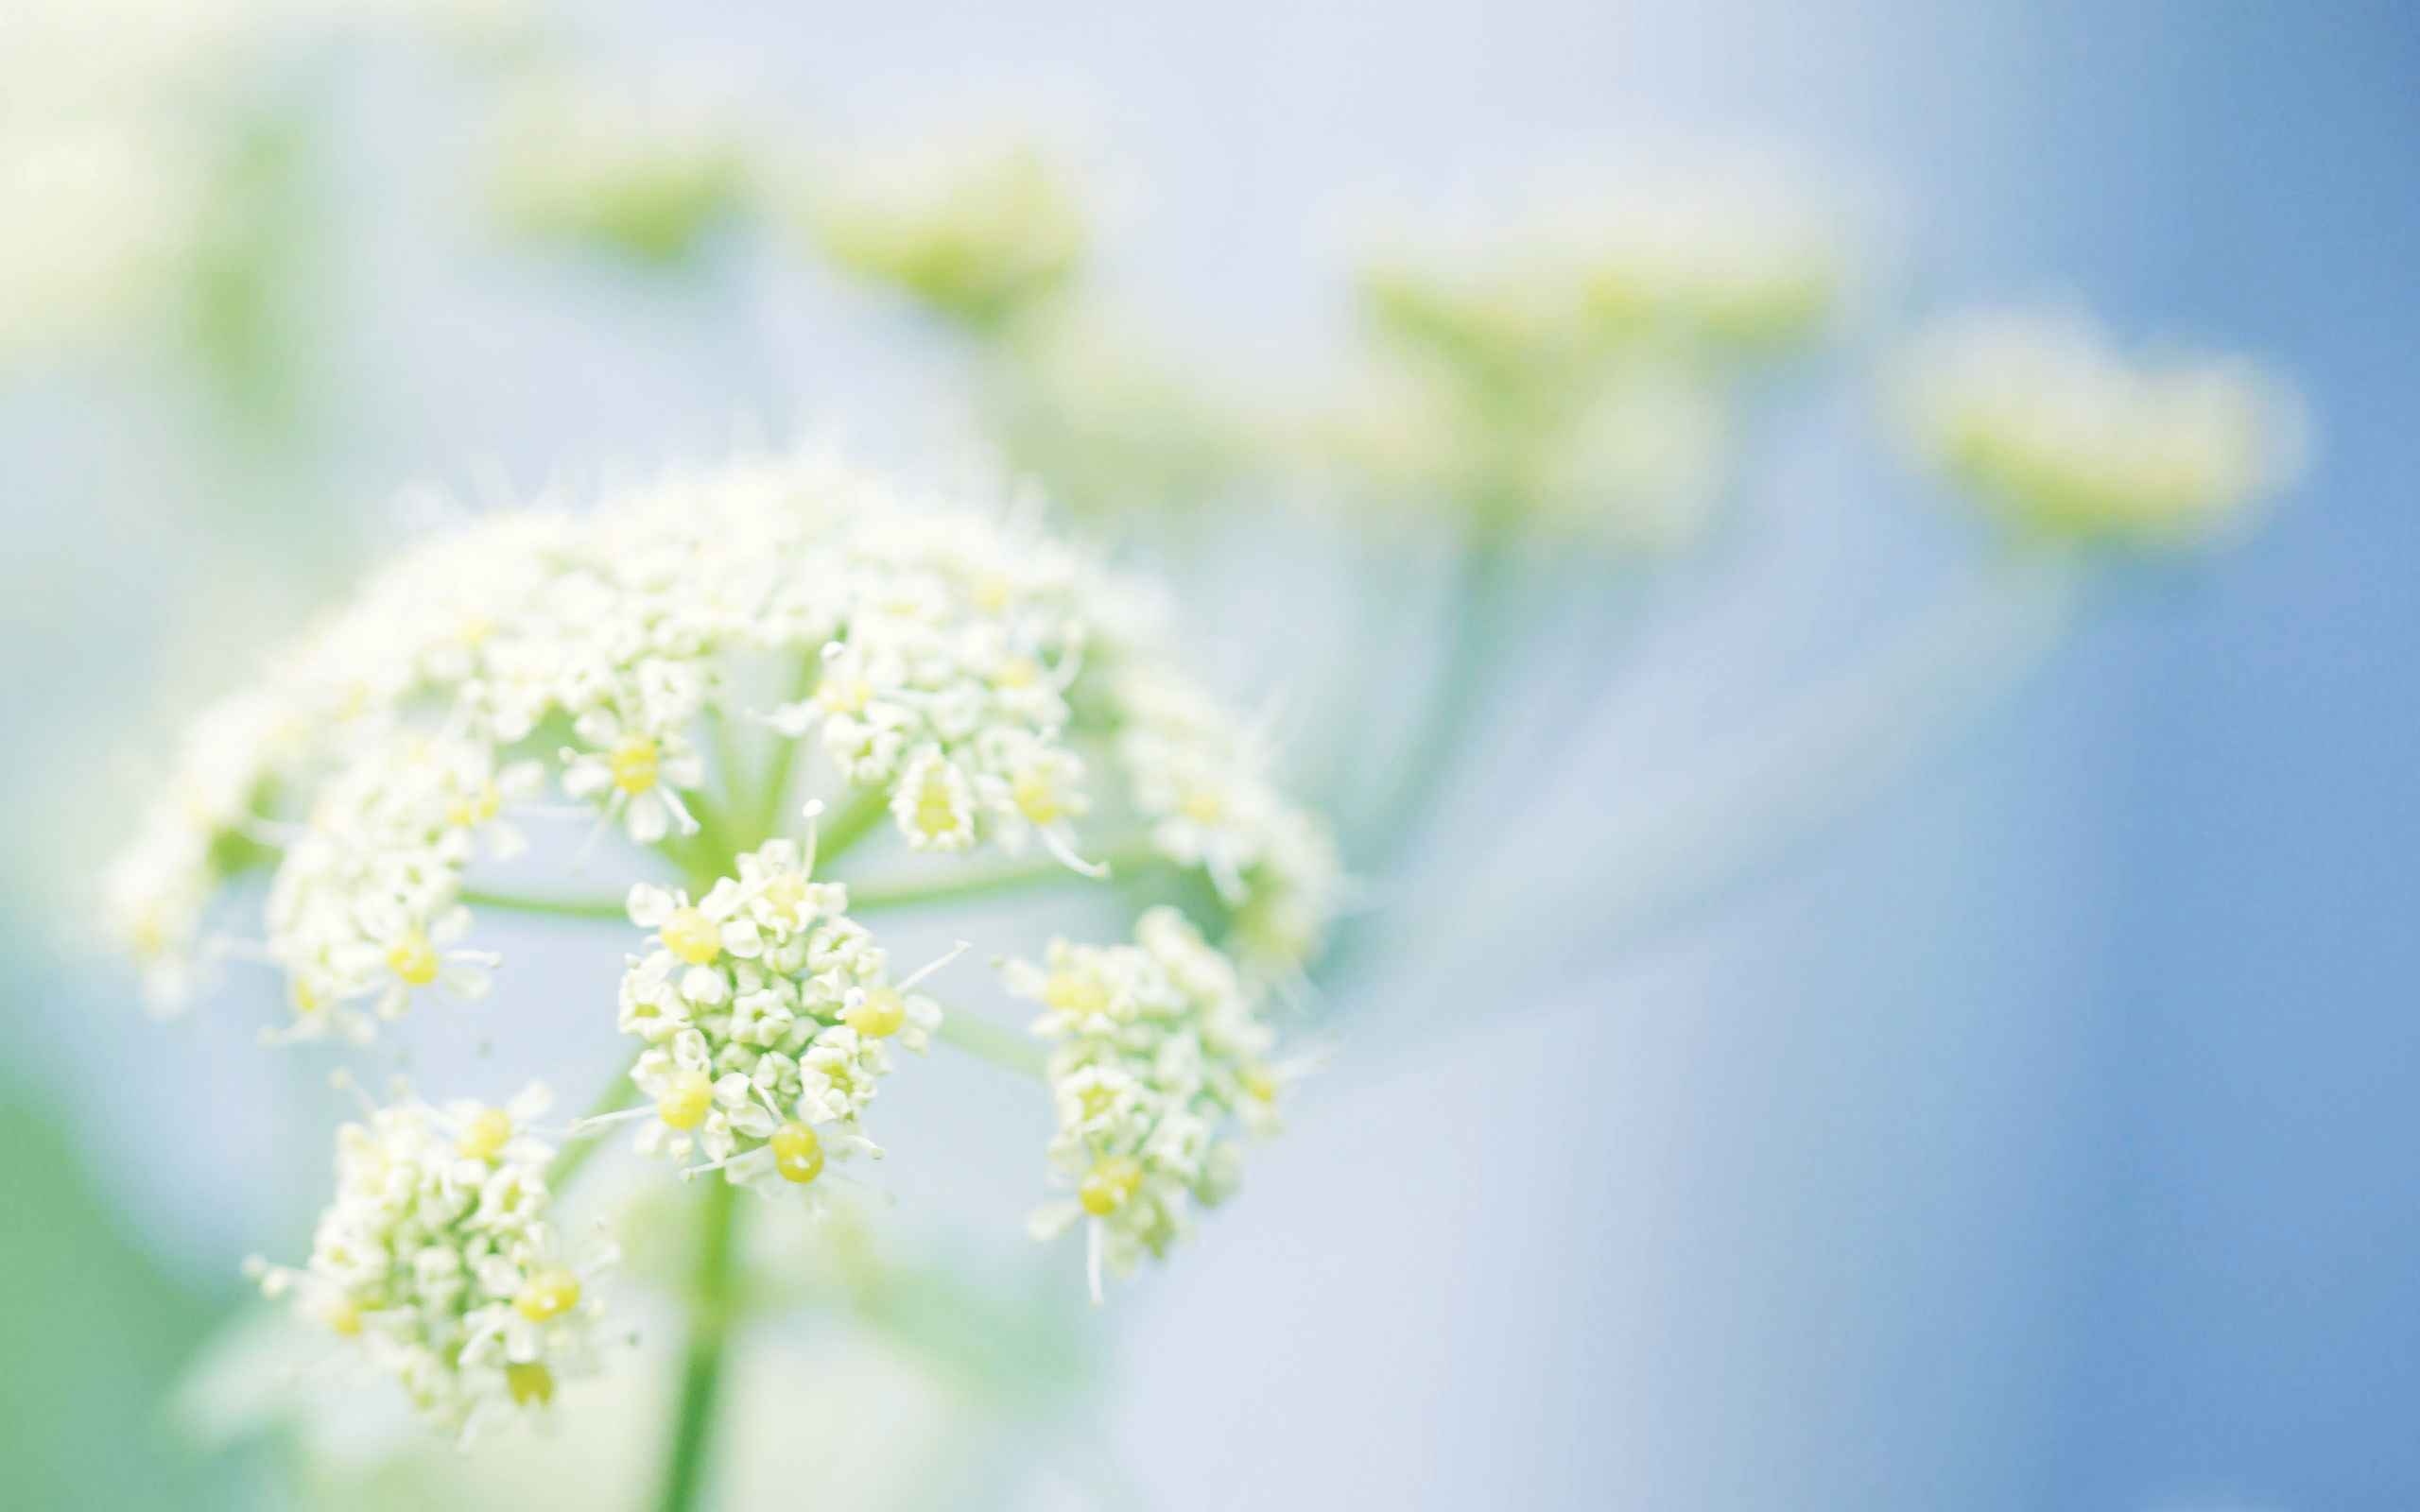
left=248, top=1080, right=610, bottom=1441
left=104, top=447, right=1336, bottom=1434
left=1007, top=907, right=1300, bottom=1300
left=102, top=448, right=1338, bottom=1036
left=602, top=834, right=962, bottom=1194
left=1896, top=307, right=2308, bottom=547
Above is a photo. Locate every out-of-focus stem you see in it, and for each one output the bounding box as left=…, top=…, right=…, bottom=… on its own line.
left=937, top=1009, right=1048, bottom=1080
left=1353, top=531, right=1518, bottom=861
left=1318, top=530, right=1520, bottom=989
left=545, top=1047, right=646, bottom=1193
left=458, top=887, right=629, bottom=922
left=816, top=783, right=893, bottom=864
left=841, top=837, right=1162, bottom=914
left=654, top=1178, right=742, bottom=1512
left=1419, top=548, right=2090, bottom=1018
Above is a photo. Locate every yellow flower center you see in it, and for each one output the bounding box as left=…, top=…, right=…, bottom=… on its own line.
left=816, top=676, right=872, bottom=715
left=514, top=1267, right=581, bottom=1323
left=656, top=1069, right=713, bottom=1130
left=607, top=735, right=661, bottom=795
left=326, top=1298, right=364, bottom=1337
left=1078, top=1082, right=1119, bottom=1119
left=457, top=612, right=495, bottom=648
left=769, top=1122, right=824, bottom=1185
left=457, top=1107, right=513, bottom=1161
left=1178, top=789, right=1224, bottom=825
left=445, top=781, right=503, bottom=830
left=844, top=986, right=908, bottom=1039
left=1241, top=1065, right=1280, bottom=1105
left=1080, top=1155, right=1145, bottom=1217
left=763, top=870, right=808, bottom=908
left=970, top=575, right=1014, bottom=613
left=505, top=1362, right=556, bottom=1407
left=913, top=776, right=961, bottom=838
left=995, top=655, right=1041, bottom=689
left=1043, top=971, right=1108, bottom=1017
left=661, top=905, right=722, bottom=966
left=1012, top=768, right=1063, bottom=824
left=385, top=930, right=440, bottom=987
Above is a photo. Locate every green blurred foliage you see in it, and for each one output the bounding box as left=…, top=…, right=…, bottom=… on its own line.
left=0, top=1090, right=257, bottom=1510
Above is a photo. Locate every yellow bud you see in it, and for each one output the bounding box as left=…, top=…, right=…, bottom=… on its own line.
left=1080, top=1156, right=1145, bottom=1217
left=762, top=870, right=809, bottom=915
left=913, top=777, right=961, bottom=839
left=385, top=930, right=440, bottom=987
left=448, top=781, right=504, bottom=829
left=1077, top=1081, right=1119, bottom=1120
left=505, top=1362, right=556, bottom=1407
left=656, top=1069, right=713, bottom=1130
left=995, top=655, right=1041, bottom=689
left=660, top=905, right=722, bottom=966
left=457, top=1107, right=513, bottom=1161
left=769, top=1122, right=824, bottom=1185
left=1043, top=971, right=1108, bottom=1017
left=326, top=1298, right=363, bottom=1337
left=514, top=1266, right=581, bottom=1323
left=1240, top=1064, right=1280, bottom=1105
left=607, top=735, right=660, bottom=795
left=970, top=575, right=1014, bottom=613
left=816, top=676, right=872, bottom=715
left=844, top=987, right=908, bottom=1039
left=1011, top=768, right=1063, bottom=824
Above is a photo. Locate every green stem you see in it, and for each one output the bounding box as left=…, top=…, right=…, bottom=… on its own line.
left=654, top=1178, right=743, bottom=1512
left=459, top=886, right=630, bottom=923
left=815, top=783, right=893, bottom=863
left=936, top=1009, right=1048, bottom=1080
left=841, top=838, right=1161, bottom=914
left=748, top=657, right=820, bottom=844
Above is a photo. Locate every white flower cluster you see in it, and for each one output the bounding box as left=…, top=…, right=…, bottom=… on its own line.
left=801, top=134, right=1088, bottom=330
left=102, top=452, right=1340, bottom=1036
left=261, top=733, right=537, bottom=1040
left=1356, top=157, right=1843, bottom=372
left=248, top=1083, right=608, bottom=1440
left=608, top=839, right=950, bottom=1193
left=1329, top=158, right=1841, bottom=543
left=1112, top=672, right=1344, bottom=977
left=1897, top=308, right=2308, bottom=546
left=1006, top=907, right=1288, bottom=1299
left=487, top=62, right=749, bottom=267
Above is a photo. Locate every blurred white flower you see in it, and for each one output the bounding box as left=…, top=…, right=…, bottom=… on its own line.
left=798, top=133, right=1089, bottom=330
left=1897, top=307, right=2308, bottom=546
left=487, top=63, right=753, bottom=267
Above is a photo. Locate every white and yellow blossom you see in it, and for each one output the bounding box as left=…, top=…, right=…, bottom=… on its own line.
left=600, top=839, right=957, bottom=1194
left=1006, top=908, right=1298, bottom=1300
left=248, top=1081, right=611, bottom=1440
